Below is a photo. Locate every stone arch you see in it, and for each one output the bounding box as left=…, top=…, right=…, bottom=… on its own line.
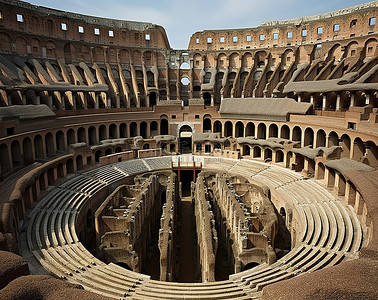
left=45, top=132, right=54, bottom=156
left=56, top=130, right=65, bottom=151
left=328, top=131, right=339, bottom=147
left=88, top=126, right=97, bottom=145
left=23, top=137, right=33, bottom=164
left=317, top=162, right=325, bottom=180
left=120, top=123, right=128, bottom=138
left=242, top=145, right=251, bottom=156
left=217, top=53, right=227, bottom=68
left=304, top=128, right=314, bottom=147
left=34, top=135, right=44, bottom=159
left=364, top=38, right=377, bottom=57
left=203, top=115, right=212, bottom=132
left=292, top=126, right=302, bottom=143
left=245, top=122, right=255, bottom=137
left=213, top=121, right=222, bottom=134
left=77, top=127, right=86, bottom=143
left=257, top=123, right=266, bottom=139
left=316, top=130, right=326, bottom=147
left=160, top=116, right=169, bottom=135
left=109, top=124, right=117, bottom=139
left=15, top=37, right=27, bottom=55
left=67, top=129, right=75, bottom=146
left=150, top=121, right=158, bottom=137
left=140, top=121, right=147, bottom=139
left=280, top=125, right=290, bottom=139
left=224, top=121, right=233, bottom=137
left=276, top=150, right=284, bottom=163
left=268, top=124, right=278, bottom=138
left=235, top=121, right=244, bottom=138
left=229, top=52, right=239, bottom=68
left=99, top=125, right=107, bottom=141
left=242, top=52, right=253, bottom=67
left=253, top=146, right=262, bottom=158
left=11, top=140, right=22, bottom=167
left=130, top=122, right=138, bottom=137
left=340, top=134, right=351, bottom=159
left=353, top=137, right=365, bottom=161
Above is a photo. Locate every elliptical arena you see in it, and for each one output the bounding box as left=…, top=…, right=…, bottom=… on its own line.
left=0, top=0, right=377, bottom=299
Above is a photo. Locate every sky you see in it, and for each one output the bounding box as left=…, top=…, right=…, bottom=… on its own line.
left=28, top=0, right=371, bottom=49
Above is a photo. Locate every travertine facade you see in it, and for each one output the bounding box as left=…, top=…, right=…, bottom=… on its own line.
left=0, top=0, right=377, bottom=299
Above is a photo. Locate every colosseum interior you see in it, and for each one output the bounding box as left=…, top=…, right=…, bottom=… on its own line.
left=0, top=0, right=377, bottom=299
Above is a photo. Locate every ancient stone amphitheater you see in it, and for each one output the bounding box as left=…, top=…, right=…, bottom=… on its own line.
left=0, top=0, right=377, bottom=299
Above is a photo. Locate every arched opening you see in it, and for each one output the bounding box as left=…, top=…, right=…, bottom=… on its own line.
left=130, top=122, right=138, bottom=137
left=304, top=128, right=314, bottom=148
left=224, top=121, right=233, bottom=137
left=340, top=134, right=351, bottom=159
left=317, top=162, right=325, bottom=180
left=203, top=92, right=211, bottom=106
left=115, top=146, right=122, bottom=153
left=160, top=118, right=168, bottom=135
left=34, top=135, right=44, bottom=159
left=109, top=124, right=117, bottom=139
left=150, top=121, right=158, bottom=137
left=76, top=155, right=83, bottom=170
left=56, top=131, right=65, bottom=151
left=203, top=118, right=212, bottom=132
left=99, top=125, right=107, bottom=141
left=242, top=145, right=250, bottom=156
left=353, top=138, right=365, bottom=161
left=280, top=125, right=290, bottom=139
left=316, top=130, right=326, bottom=147
left=77, top=127, right=86, bottom=143
left=245, top=122, right=255, bottom=137
left=280, top=207, right=286, bottom=221
left=264, top=148, right=272, bottom=161
left=276, top=150, right=284, bottom=163
left=292, top=126, right=302, bottom=144
left=308, top=159, right=315, bottom=176
left=45, top=133, right=54, bottom=156
left=253, top=146, right=262, bottom=158
left=213, top=121, right=222, bottom=134
left=140, top=122, right=147, bottom=139
left=179, top=125, right=192, bottom=154
left=11, top=140, right=23, bottom=167
left=23, top=138, right=33, bottom=164
left=149, top=92, right=157, bottom=107
left=268, top=124, right=278, bottom=138
left=67, top=129, right=75, bottom=146
left=89, top=126, right=97, bottom=145
left=328, top=131, right=339, bottom=147
left=257, top=123, right=266, bottom=139
left=105, top=148, right=112, bottom=156
left=143, top=144, right=150, bottom=149
left=242, top=262, right=260, bottom=271
left=235, top=122, right=244, bottom=138
left=120, top=123, right=127, bottom=138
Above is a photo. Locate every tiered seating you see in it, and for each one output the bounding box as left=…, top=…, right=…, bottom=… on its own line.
left=203, top=157, right=238, bottom=172
left=144, top=156, right=172, bottom=170
left=24, top=156, right=363, bottom=299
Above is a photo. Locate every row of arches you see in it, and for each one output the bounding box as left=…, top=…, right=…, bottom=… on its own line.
left=212, top=120, right=377, bottom=167
left=0, top=118, right=169, bottom=175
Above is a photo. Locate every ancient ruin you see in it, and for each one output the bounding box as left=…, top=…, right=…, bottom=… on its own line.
left=0, top=0, right=377, bottom=299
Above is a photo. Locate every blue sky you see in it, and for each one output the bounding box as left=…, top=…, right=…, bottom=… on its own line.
left=28, top=0, right=370, bottom=49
